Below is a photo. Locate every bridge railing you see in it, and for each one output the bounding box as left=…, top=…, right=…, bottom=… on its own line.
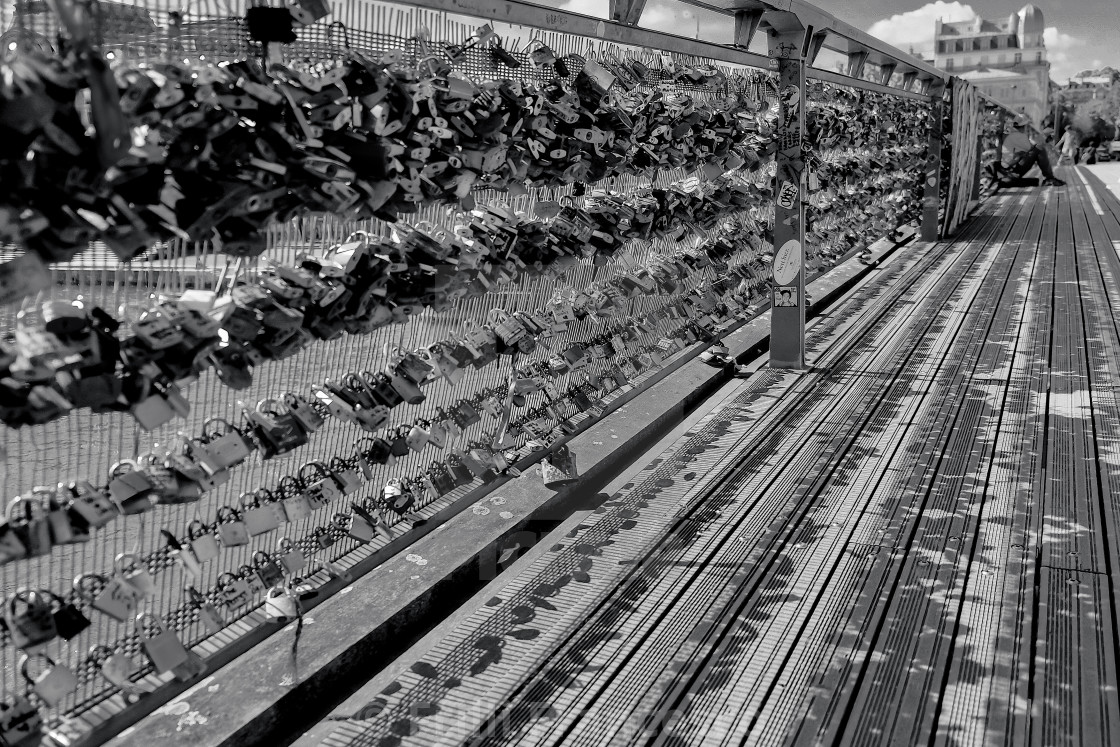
left=0, top=0, right=1017, bottom=744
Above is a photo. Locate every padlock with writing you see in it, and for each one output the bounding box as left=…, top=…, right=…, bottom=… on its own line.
left=283, top=390, right=326, bottom=433
left=216, top=572, right=252, bottom=610
left=73, top=573, right=142, bottom=623
left=63, top=480, right=118, bottom=529
left=299, top=462, right=342, bottom=511
left=0, top=691, right=42, bottom=747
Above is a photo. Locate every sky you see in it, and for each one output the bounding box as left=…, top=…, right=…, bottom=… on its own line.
left=554, top=0, right=1116, bottom=84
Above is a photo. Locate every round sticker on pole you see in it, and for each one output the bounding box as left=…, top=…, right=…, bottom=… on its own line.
left=773, top=240, right=802, bottom=286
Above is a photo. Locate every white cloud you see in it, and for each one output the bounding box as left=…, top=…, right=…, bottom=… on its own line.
left=868, top=1, right=976, bottom=58
left=1043, top=26, right=1085, bottom=83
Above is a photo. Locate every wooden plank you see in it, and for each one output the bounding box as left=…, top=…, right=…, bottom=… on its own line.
left=931, top=190, right=1052, bottom=747
left=1031, top=568, right=1120, bottom=747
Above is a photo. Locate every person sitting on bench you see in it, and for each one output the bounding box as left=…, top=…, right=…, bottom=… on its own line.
left=997, top=117, right=1065, bottom=186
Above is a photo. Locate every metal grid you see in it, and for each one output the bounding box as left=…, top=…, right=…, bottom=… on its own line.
left=0, top=0, right=930, bottom=740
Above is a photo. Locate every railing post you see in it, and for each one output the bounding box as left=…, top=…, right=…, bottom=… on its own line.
left=971, top=125, right=983, bottom=200
left=995, top=108, right=1006, bottom=165
left=921, top=80, right=945, bottom=242
left=768, top=29, right=807, bottom=369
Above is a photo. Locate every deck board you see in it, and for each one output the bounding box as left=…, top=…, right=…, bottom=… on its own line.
left=313, top=170, right=1120, bottom=747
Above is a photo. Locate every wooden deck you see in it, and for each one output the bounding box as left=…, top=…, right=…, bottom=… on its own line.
left=312, top=164, right=1120, bottom=747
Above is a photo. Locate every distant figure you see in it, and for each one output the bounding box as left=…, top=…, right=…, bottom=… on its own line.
left=1055, top=126, right=1077, bottom=165
left=1001, top=117, right=1065, bottom=186
left=1079, top=132, right=1100, bottom=164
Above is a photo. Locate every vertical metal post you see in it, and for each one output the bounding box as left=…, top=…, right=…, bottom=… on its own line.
left=971, top=125, right=982, bottom=199
left=921, top=82, right=945, bottom=242
left=768, top=32, right=806, bottom=369
left=996, top=108, right=1006, bottom=165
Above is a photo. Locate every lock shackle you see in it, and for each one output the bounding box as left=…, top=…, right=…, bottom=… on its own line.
left=215, top=572, right=240, bottom=589
left=215, top=506, right=242, bottom=524
left=114, top=552, right=145, bottom=575
left=326, top=20, right=351, bottom=50
left=256, top=398, right=288, bottom=417
left=282, top=390, right=312, bottom=410
left=238, top=491, right=261, bottom=511
left=72, top=573, right=108, bottom=601
left=5, top=494, right=36, bottom=522
left=19, top=652, right=60, bottom=682
left=108, top=459, right=139, bottom=480
left=237, top=563, right=258, bottom=580
left=202, top=417, right=239, bottom=441
left=252, top=550, right=275, bottom=568
left=187, top=519, right=213, bottom=540
left=6, top=587, right=53, bottom=622
left=299, top=460, right=335, bottom=483
left=277, top=537, right=297, bottom=554
left=277, top=474, right=304, bottom=496
left=134, top=611, right=170, bottom=635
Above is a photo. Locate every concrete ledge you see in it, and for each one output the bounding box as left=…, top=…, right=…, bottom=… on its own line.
left=104, top=230, right=917, bottom=747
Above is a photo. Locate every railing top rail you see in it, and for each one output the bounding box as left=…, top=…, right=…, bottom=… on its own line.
left=678, top=0, right=946, bottom=82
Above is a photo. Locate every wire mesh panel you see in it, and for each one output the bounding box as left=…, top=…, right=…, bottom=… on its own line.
left=0, top=0, right=934, bottom=743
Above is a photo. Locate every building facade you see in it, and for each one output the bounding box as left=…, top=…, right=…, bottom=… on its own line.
left=932, top=4, right=1050, bottom=125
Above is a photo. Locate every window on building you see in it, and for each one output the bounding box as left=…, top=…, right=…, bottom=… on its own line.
left=1009, top=36, right=1018, bottom=48
left=989, top=37, right=998, bottom=49
left=955, top=40, right=964, bottom=52
left=972, top=39, right=982, bottom=50
left=1035, top=51, right=1042, bottom=63
left=1014, top=52, right=1022, bottom=64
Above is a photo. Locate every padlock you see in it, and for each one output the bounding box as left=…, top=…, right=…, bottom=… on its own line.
left=246, top=399, right=308, bottom=460
left=20, top=654, right=78, bottom=708
left=427, top=418, right=449, bottom=450
left=390, top=348, right=434, bottom=384
left=187, top=520, right=220, bottom=563
left=63, top=481, right=118, bottom=529
left=329, top=457, right=363, bottom=495
left=115, top=553, right=155, bottom=597
left=253, top=550, right=286, bottom=588
left=0, top=692, right=42, bottom=747
left=363, top=370, right=403, bottom=408
left=312, top=526, right=336, bottom=550
left=3, top=589, right=57, bottom=651
left=262, top=585, right=300, bottom=624
left=216, top=572, right=252, bottom=610
left=336, top=510, right=374, bottom=543
left=542, top=444, right=579, bottom=489
left=299, top=462, right=343, bottom=511
left=381, top=478, right=415, bottom=515
left=106, top=461, right=155, bottom=515
left=406, top=419, right=431, bottom=451
left=388, top=372, right=426, bottom=406
left=188, top=586, right=225, bottom=634
left=277, top=475, right=313, bottom=522
left=136, top=612, right=190, bottom=674
left=47, top=591, right=91, bottom=641
left=89, top=645, right=145, bottom=702
left=239, top=492, right=280, bottom=537
left=240, top=564, right=268, bottom=596
left=200, top=418, right=255, bottom=470
left=282, top=391, right=325, bottom=433
left=487, top=308, right=526, bottom=347
left=5, top=496, right=51, bottom=558
left=73, top=573, right=142, bottom=623
left=276, top=537, right=306, bottom=576
left=41, top=486, right=89, bottom=546
left=215, top=507, right=250, bottom=547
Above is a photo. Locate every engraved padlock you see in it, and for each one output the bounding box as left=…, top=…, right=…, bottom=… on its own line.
left=299, top=462, right=342, bottom=512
